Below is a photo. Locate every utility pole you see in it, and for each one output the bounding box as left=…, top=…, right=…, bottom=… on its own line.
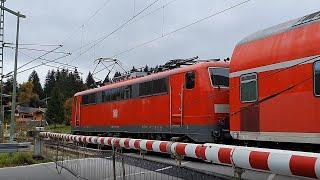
left=0, top=4, right=25, bottom=143
left=0, top=0, right=5, bottom=143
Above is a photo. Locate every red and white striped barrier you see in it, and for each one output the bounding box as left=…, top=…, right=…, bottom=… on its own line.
left=40, top=132, right=320, bottom=179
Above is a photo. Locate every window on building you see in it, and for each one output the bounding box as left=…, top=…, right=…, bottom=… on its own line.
left=209, top=68, right=229, bottom=87
left=314, top=61, right=320, bottom=96
left=240, top=73, right=258, bottom=102
left=185, top=71, right=195, bottom=89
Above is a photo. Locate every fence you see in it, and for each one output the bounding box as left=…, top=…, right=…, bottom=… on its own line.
left=42, top=138, right=223, bottom=180
left=40, top=132, right=320, bottom=180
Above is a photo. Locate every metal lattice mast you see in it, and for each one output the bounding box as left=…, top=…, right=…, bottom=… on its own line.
left=0, top=0, right=5, bottom=143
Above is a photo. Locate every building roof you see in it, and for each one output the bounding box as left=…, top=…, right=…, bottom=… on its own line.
left=16, top=105, right=46, bottom=114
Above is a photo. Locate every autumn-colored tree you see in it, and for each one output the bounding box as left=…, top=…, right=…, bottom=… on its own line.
left=64, top=98, right=73, bottom=125
left=18, top=82, right=40, bottom=107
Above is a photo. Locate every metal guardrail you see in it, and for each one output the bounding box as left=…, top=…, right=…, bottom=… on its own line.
left=40, top=132, right=320, bottom=180
left=42, top=139, right=226, bottom=180
left=0, top=142, right=31, bottom=153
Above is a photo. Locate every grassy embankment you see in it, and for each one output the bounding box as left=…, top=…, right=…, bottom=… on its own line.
left=45, top=124, right=71, bottom=134
left=0, top=152, right=50, bottom=168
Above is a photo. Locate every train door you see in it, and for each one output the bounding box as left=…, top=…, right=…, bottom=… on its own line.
left=170, top=74, right=184, bottom=126
left=75, top=96, right=81, bottom=127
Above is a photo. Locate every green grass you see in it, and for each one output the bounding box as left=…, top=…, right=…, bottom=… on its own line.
left=45, top=124, right=71, bottom=134
left=0, top=152, right=50, bottom=168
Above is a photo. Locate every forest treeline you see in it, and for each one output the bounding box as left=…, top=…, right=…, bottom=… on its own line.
left=2, top=66, right=150, bottom=125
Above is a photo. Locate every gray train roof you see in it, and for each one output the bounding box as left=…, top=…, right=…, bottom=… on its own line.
left=237, top=11, right=320, bottom=46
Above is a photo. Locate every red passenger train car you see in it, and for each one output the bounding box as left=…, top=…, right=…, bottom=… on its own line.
left=230, top=11, right=320, bottom=144
left=71, top=61, right=230, bottom=142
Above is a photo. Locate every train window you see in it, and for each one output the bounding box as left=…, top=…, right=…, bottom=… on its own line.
left=102, top=90, right=109, bottom=102
left=87, top=93, right=97, bottom=104
left=124, top=86, right=132, bottom=99
left=96, top=92, right=102, bottom=103
left=209, top=68, right=229, bottom=87
left=240, top=73, right=258, bottom=102
left=153, top=78, right=168, bottom=94
left=131, top=84, right=139, bottom=98
left=111, top=89, right=117, bottom=101
left=82, top=95, right=89, bottom=105
left=139, top=78, right=168, bottom=97
left=314, top=61, right=320, bottom=96
left=185, top=72, right=195, bottom=89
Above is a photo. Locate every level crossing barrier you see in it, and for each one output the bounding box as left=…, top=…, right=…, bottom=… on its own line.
left=40, top=132, right=320, bottom=179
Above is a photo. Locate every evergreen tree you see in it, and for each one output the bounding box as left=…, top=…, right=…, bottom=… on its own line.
left=44, top=70, right=56, bottom=98
left=45, top=87, right=65, bottom=124
left=143, top=65, right=149, bottom=72
left=113, top=72, right=121, bottom=78
left=3, top=77, right=14, bottom=95
left=103, top=75, right=110, bottom=84
left=72, top=68, right=85, bottom=94
left=130, top=66, right=137, bottom=73
left=28, top=70, right=44, bottom=99
left=85, top=72, right=96, bottom=89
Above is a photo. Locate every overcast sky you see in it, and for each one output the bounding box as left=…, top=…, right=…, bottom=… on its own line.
left=2, top=0, right=320, bottom=84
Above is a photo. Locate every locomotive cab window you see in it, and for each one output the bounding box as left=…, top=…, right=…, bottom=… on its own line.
left=314, top=61, right=320, bottom=96
left=209, top=68, right=229, bottom=88
left=185, top=71, right=195, bottom=89
left=240, top=73, right=258, bottom=102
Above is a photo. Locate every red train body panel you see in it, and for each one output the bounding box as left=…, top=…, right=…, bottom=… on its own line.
left=229, top=11, right=320, bottom=144
left=71, top=61, right=230, bottom=142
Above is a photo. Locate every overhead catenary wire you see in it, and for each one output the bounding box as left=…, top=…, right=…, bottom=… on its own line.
left=92, top=0, right=251, bottom=76
left=69, top=0, right=161, bottom=63
left=16, top=45, right=63, bottom=71
left=129, top=0, right=178, bottom=26
left=60, top=0, right=113, bottom=45
left=16, top=54, right=71, bottom=75
left=4, top=45, right=71, bottom=55
left=19, top=50, right=77, bottom=69
left=4, top=42, right=62, bottom=47
left=112, top=0, right=251, bottom=58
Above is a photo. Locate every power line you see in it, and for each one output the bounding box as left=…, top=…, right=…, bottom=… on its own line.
left=61, top=0, right=113, bottom=44
left=92, top=0, right=251, bottom=76
left=4, top=45, right=71, bottom=55
left=42, top=63, right=81, bottom=74
left=129, top=0, right=178, bottom=25
left=69, top=0, right=161, bottom=63
left=17, top=45, right=63, bottom=71
left=113, top=0, right=251, bottom=58
left=16, top=54, right=71, bottom=75
left=19, top=50, right=77, bottom=69
left=4, top=42, right=62, bottom=47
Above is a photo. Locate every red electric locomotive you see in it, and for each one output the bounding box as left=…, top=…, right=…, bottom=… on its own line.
left=71, top=59, right=230, bottom=142
left=230, top=11, right=320, bottom=145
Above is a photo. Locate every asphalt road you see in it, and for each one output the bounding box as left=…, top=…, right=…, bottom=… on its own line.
left=0, top=156, right=311, bottom=180
left=0, top=158, right=182, bottom=180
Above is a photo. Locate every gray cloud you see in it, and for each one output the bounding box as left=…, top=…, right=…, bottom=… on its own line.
left=2, top=0, right=320, bottom=84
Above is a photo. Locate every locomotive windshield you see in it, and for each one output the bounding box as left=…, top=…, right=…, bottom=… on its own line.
left=209, top=68, right=229, bottom=87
